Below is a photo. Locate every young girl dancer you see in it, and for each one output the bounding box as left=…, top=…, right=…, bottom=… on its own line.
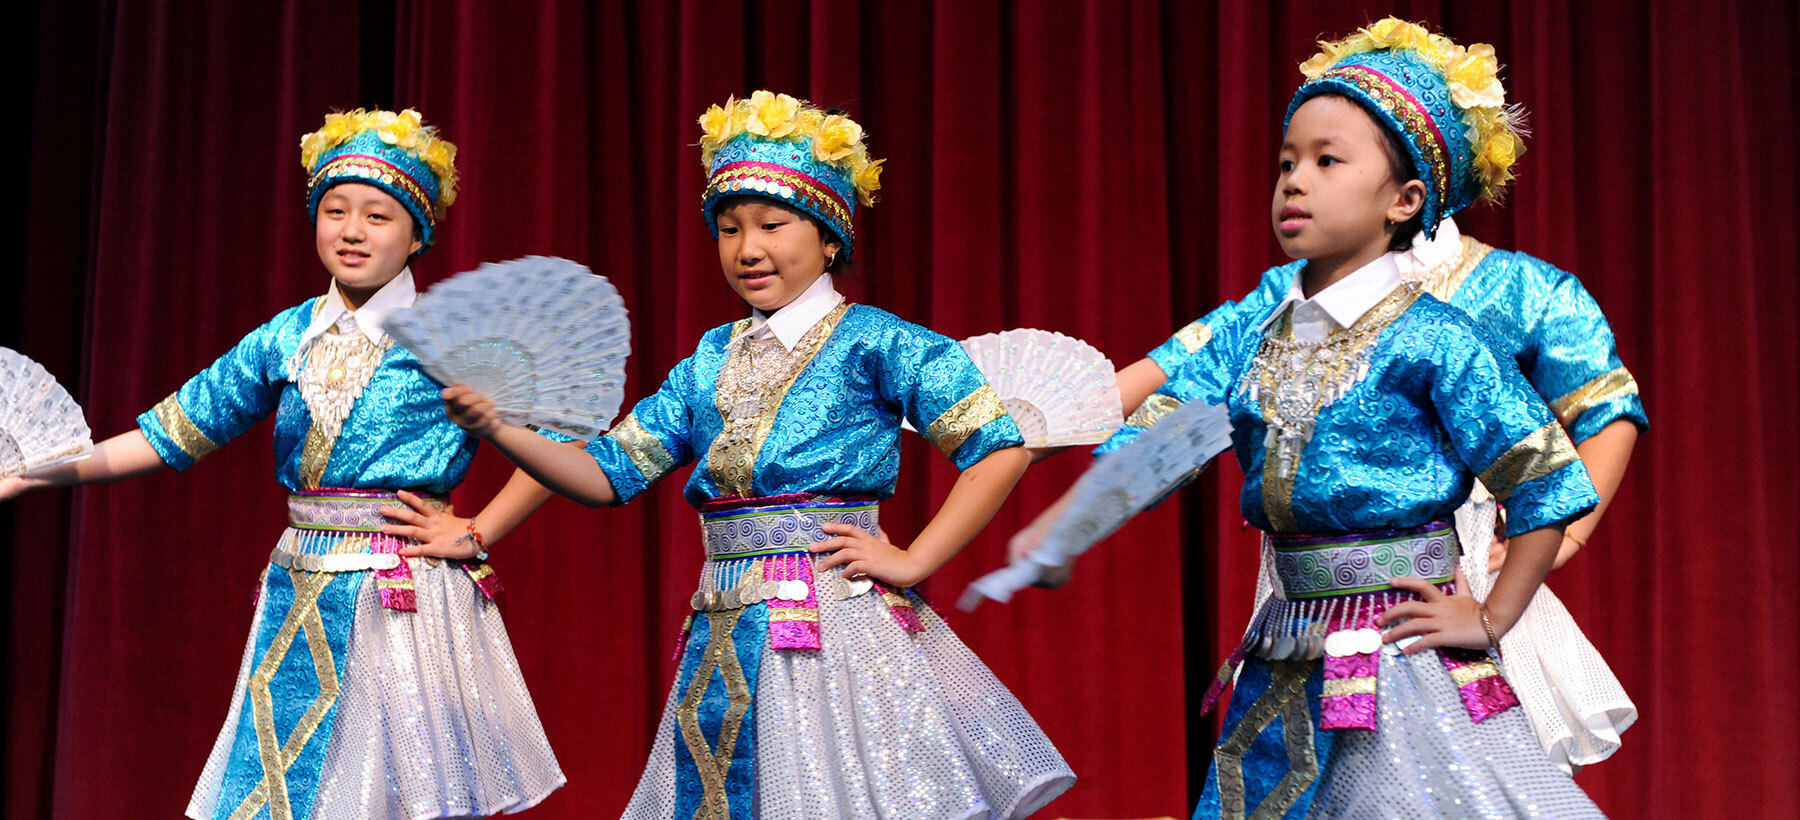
left=440, top=91, right=1075, bottom=820
left=1, top=108, right=566, bottom=819
left=1028, top=19, right=1644, bottom=777
left=1043, top=20, right=1607, bottom=816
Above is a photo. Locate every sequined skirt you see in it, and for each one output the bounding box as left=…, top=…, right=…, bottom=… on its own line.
left=185, top=489, right=564, bottom=820
left=1455, top=496, right=1637, bottom=773
left=622, top=494, right=1075, bottom=820
left=1193, top=523, right=1604, bottom=819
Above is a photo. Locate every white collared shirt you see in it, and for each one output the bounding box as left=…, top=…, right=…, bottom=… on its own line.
left=1396, top=216, right=1462, bottom=277
left=744, top=274, right=845, bottom=352
left=298, top=268, right=418, bottom=347
left=1261, top=253, right=1404, bottom=342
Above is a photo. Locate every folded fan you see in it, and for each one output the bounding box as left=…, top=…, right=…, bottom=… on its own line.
left=960, top=399, right=1233, bottom=608
left=385, top=256, right=631, bottom=440
left=0, top=347, right=93, bottom=477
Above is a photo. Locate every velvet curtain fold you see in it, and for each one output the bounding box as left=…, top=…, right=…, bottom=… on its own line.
left=5, top=2, right=1795, bottom=817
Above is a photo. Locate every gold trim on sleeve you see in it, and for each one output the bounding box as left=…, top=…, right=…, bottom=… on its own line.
left=1125, top=393, right=1182, bottom=430
left=1174, top=320, right=1213, bottom=354
left=152, top=393, right=221, bottom=462
left=924, top=384, right=1007, bottom=461
left=1548, top=367, right=1641, bottom=429
left=1479, top=420, right=1580, bottom=501
left=608, top=413, right=677, bottom=484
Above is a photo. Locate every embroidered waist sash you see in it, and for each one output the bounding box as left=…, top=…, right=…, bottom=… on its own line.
left=1269, top=521, right=1458, bottom=598
left=1198, top=521, right=1517, bottom=730
left=682, top=494, right=922, bottom=654
left=281, top=488, right=501, bottom=611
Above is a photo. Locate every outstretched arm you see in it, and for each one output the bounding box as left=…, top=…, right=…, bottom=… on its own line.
left=812, top=446, right=1031, bottom=588
left=1003, top=479, right=1080, bottom=588
left=0, top=430, right=167, bottom=501
left=441, top=385, right=617, bottom=508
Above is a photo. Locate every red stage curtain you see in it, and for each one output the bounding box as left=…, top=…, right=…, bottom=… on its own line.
left=5, top=2, right=1795, bottom=818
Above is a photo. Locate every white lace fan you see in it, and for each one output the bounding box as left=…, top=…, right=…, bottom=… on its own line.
left=0, top=347, right=93, bottom=477
left=900, top=329, right=1124, bottom=447
left=385, top=256, right=631, bottom=440
left=960, top=329, right=1123, bottom=447
left=960, top=399, right=1233, bottom=608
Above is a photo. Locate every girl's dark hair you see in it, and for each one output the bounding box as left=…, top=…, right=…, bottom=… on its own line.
left=1312, top=92, right=1427, bottom=252
left=711, top=194, right=852, bottom=273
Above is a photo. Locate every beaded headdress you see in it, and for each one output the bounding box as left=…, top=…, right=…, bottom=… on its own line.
left=1286, top=18, right=1526, bottom=235
left=698, top=91, right=884, bottom=262
left=300, top=108, right=459, bottom=251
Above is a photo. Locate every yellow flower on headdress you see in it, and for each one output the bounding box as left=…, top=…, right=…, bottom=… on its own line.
left=813, top=114, right=864, bottom=162
left=299, top=133, right=329, bottom=171
left=1362, top=18, right=1423, bottom=50
left=1362, top=17, right=1406, bottom=44
left=423, top=139, right=460, bottom=209
left=1444, top=44, right=1505, bottom=109
left=424, top=139, right=455, bottom=170
left=747, top=90, right=802, bottom=139
left=1298, top=43, right=1343, bottom=79
left=320, top=113, right=358, bottom=144
left=1484, top=130, right=1519, bottom=173
left=377, top=108, right=423, bottom=149
left=698, top=97, right=740, bottom=151
left=853, top=159, right=884, bottom=206
left=1298, top=18, right=1449, bottom=79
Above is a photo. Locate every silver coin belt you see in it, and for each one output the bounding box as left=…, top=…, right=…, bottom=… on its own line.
left=270, top=547, right=402, bottom=573
left=690, top=500, right=879, bottom=613
left=1240, top=522, right=1460, bottom=663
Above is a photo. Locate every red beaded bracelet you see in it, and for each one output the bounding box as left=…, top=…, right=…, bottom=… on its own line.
left=460, top=519, right=488, bottom=561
